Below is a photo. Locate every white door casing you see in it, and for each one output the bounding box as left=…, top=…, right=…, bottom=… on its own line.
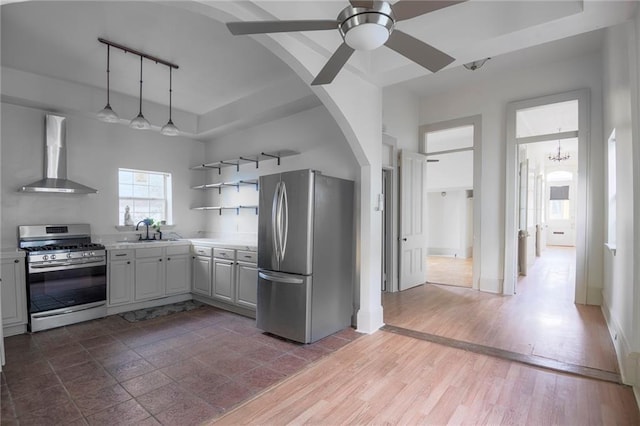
left=399, top=150, right=428, bottom=291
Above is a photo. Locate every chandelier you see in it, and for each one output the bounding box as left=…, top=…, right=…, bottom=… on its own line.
left=548, top=130, right=570, bottom=162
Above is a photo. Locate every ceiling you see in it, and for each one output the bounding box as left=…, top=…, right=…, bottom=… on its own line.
left=1, top=1, right=637, bottom=139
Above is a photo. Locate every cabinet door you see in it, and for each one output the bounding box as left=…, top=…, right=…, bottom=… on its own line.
left=135, top=257, right=165, bottom=301
left=213, top=259, right=234, bottom=302
left=1, top=258, right=27, bottom=326
left=236, top=262, right=258, bottom=310
left=192, top=256, right=212, bottom=296
left=166, top=254, right=191, bottom=295
left=108, top=260, right=133, bottom=305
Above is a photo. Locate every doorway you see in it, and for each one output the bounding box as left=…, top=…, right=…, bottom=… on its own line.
left=419, top=116, right=481, bottom=289
left=505, top=89, right=589, bottom=303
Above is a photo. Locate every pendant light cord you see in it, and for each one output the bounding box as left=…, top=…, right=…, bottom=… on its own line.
left=106, top=45, right=111, bottom=105
left=169, top=68, right=173, bottom=121
left=138, top=55, right=143, bottom=114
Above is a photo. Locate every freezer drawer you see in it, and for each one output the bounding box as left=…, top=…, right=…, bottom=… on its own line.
left=256, top=270, right=311, bottom=343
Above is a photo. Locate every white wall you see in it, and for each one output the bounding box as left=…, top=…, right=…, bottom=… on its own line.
left=382, top=85, right=420, bottom=151
left=427, top=190, right=472, bottom=258
left=415, top=51, right=604, bottom=295
left=0, top=102, right=205, bottom=247
left=199, top=105, right=359, bottom=239
left=601, top=17, right=640, bottom=389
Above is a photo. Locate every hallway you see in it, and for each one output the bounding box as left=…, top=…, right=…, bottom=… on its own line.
left=383, top=246, right=618, bottom=373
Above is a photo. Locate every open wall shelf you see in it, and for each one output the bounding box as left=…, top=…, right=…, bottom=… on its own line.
left=191, top=150, right=299, bottom=173
left=191, top=205, right=259, bottom=215
left=191, top=179, right=258, bottom=193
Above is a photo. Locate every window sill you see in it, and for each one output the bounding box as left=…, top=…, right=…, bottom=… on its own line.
left=115, top=225, right=176, bottom=232
left=605, top=243, right=617, bottom=256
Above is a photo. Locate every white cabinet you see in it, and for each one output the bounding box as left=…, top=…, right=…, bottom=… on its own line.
left=209, top=248, right=257, bottom=311
left=1, top=256, right=27, bottom=334
left=135, top=247, right=165, bottom=301
left=236, top=261, right=258, bottom=309
left=107, top=244, right=191, bottom=307
left=108, top=250, right=134, bottom=306
left=166, top=254, right=191, bottom=295
left=192, top=246, right=213, bottom=296
left=212, top=258, right=235, bottom=302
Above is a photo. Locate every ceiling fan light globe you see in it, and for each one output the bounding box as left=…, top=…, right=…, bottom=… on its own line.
left=160, top=120, right=179, bottom=136
left=130, top=113, right=151, bottom=130
left=344, top=22, right=389, bottom=50
left=97, top=104, right=119, bottom=123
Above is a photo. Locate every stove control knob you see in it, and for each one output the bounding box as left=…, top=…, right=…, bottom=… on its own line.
left=67, top=253, right=72, bottom=259
left=50, top=254, right=56, bottom=260
left=43, top=255, right=48, bottom=261
left=90, top=251, right=95, bottom=257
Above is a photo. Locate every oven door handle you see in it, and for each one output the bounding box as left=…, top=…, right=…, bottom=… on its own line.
left=29, top=259, right=106, bottom=272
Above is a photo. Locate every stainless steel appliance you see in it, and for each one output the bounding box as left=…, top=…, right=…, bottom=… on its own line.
left=18, top=224, right=107, bottom=332
left=20, top=114, right=98, bottom=194
left=257, top=169, right=354, bottom=343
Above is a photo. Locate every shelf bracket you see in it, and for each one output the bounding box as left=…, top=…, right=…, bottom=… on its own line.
left=220, top=160, right=240, bottom=172
left=261, top=152, right=281, bottom=166
left=240, top=157, right=259, bottom=169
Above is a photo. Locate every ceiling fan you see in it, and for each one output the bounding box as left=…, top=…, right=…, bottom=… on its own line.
left=226, top=0, right=468, bottom=85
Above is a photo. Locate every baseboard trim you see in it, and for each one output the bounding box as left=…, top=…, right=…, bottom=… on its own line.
left=191, top=294, right=256, bottom=319
left=2, top=323, right=27, bottom=337
left=107, top=293, right=192, bottom=315
left=601, top=296, right=638, bottom=386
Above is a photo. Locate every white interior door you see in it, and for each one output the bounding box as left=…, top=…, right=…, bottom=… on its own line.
left=399, top=150, right=428, bottom=291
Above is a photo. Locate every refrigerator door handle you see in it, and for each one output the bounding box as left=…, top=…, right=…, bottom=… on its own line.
left=259, top=271, right=304, bottom=284
left=280, top=181, right=289, bottom=260
left=276, top=181, right=286, bottom=262
left=271, top=181, right=281, bottom=262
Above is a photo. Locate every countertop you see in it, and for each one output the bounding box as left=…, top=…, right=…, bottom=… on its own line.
left=102, top=239, right=257, bottom=251
left=0, top=249, right=25, bottom=260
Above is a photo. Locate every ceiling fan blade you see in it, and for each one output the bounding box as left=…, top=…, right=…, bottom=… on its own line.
left=385, top=30, right=454, bottom=73
left=311, top=43, right=355, bottom=86
left=392, top=0, right=468, bottom=21
left=226, top=20, right=337, bottom=35
left=349, top=0, right=375, bottom=8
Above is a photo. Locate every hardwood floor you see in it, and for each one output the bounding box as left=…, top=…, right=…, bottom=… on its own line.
left=214, top=331, right=639, bottom=425
left=212, top=246, right=639, bottom=424
left=384, top=246, right=618, bottom=373
left=426, top=255, right=473, bottom=288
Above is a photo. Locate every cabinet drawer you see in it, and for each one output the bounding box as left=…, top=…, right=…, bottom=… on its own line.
left=213, top=248, right=235, bottom=260
left=236, top=250, right=257, bottom=264
left=109, top=249, right=134, bottom=261
left=166, top=244, right=190, bottom=256
left=135, top=247, right=163, bottom=259
left=192, top=246, right=212, bottom=257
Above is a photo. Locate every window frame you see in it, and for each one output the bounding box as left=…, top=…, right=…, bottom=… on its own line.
left=118, top=168, right=173, bottom=226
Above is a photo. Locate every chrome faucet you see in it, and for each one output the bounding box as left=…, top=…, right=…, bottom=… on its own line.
left=135, top=220, right=152, bottom=240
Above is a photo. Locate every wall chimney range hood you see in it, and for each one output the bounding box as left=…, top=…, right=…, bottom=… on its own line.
left=20, top=114, right=97, bottom=194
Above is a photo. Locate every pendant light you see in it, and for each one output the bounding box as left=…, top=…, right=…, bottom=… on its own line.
left=160, top=67, right=179, bottom=136
left=130, top=55, right=151, bottom=130
left=97, top=45, right=119, bottom=123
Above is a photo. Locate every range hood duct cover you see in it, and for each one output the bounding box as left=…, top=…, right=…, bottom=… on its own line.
left=20, top=114, right=98, bottom=194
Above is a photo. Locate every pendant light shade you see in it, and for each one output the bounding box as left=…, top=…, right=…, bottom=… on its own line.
left=161, top=67, right=179, bottom=136
left=97, top=45, right=119, bottom=123
left=130, top=56, right=151, bottom=130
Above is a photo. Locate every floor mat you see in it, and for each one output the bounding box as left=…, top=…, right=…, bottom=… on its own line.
left=118, top=300, right=205, bottom=322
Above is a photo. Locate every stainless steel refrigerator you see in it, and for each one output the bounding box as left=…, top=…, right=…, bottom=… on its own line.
left=257, top=169, right=354, bottom=343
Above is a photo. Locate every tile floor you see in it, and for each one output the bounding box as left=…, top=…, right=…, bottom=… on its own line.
left=1, top=305, right=360, bottom=425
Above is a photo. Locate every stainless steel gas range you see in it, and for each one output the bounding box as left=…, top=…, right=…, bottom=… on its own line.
left=18, top=224, right=107, bottom=332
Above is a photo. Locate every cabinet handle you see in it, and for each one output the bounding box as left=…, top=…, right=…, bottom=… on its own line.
left=115, top=253, right=127, bottom=257
left=192, top=256, right=196, bottom=259
left=159, top=259, right=163, bottom=262
left=127, top=261, right=130, bottom=265
left=167, top=257, right=171, bottom=261
left=14, top=259, right=20, bottom=263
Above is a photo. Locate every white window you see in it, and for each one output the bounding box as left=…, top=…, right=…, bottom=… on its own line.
left=118, top=168, right=172, bottom=226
